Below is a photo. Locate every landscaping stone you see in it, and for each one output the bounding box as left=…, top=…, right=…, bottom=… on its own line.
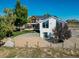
left=3, top=38, right=15, bottom=47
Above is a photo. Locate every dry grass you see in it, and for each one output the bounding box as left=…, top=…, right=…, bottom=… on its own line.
left=0, top=47, right=79, bottom=58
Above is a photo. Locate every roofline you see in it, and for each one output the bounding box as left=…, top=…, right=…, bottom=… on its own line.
left=39, top=16, right=58, bottom=23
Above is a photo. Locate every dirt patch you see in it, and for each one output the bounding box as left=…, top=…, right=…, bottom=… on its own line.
left=14, top=33, right=50, bottom=47
left=14, top=30, right=79, bottom=49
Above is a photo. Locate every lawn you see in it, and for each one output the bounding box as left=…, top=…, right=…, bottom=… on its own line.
left=13, top=30, right=35, bottom=37
left=2, top=30, right=35, bottom=42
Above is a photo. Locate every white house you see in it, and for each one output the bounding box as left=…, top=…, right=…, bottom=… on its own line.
left=28, top=15, right=71, bottom=40
left=39, top=17, right=57, bottom=39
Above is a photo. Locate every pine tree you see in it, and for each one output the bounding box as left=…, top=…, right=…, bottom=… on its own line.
left=14, top=0, right=28, bottom=31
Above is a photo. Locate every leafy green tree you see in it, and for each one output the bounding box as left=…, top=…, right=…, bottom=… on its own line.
left=0, top=16, right=7, bottom=40
left=3, top=8, right=16, bottom=37
left=14, top=0, right=28, bottom=31
left=0, top=0, right=28, bottom=40
left=4, top=8, right=12, bottom=15
left=0, top=8, right=15, bottom=40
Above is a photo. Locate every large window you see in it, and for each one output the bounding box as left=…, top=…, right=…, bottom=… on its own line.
left=43, top=20, right=49, bottom=28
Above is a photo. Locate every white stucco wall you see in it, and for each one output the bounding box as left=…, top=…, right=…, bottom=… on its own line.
left=49, top=17, right=56, bottom=36
left=40, top=17, right=56, bottom=39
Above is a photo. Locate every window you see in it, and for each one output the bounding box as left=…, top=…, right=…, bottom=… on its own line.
left=43, top=32, right=48, bottom=38
left=43, top=20, right=49, bottom=28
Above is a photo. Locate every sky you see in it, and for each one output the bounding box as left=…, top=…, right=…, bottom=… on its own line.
left=0, top=0, right=79, bottom=20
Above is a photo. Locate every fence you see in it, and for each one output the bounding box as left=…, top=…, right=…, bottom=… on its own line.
left=13, top=41, right=79, bottom=58
left=14, top=41, right=78, bottom=50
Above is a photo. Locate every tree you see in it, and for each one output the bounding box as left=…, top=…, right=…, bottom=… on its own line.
left=3, top=8, right=16, bottom=37
left=0, top=0, right=28, bottom=40
left=66, top=19, right=79, bottom=27
left=4, top=8, right=12, bottom=15
left=0, top=16, right=8, bottom=40
left=14, top=0, right=28, bottom=31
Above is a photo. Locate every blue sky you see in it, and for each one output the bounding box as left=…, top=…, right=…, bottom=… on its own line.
left=0, top=0, right=79, bottom=20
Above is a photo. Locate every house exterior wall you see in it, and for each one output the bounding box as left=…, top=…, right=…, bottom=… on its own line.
left=49, top=17, right=56, bottom=37
left=40, top=17, right=56, bottom=39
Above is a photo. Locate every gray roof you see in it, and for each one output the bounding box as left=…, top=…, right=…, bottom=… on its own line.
left=35, top=14, right=58, bottom=20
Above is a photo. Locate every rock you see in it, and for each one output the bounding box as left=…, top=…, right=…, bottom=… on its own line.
left=3, top=38, right=15, bottom=47
left=0, top=41, right=5, bottom=47
left=70, top=50, right=75, bottom=55
left=43, top=49, right=48, bottom=52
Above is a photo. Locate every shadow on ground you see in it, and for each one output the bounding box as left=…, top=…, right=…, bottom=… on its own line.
left=44, top=37, right=64, bottom=44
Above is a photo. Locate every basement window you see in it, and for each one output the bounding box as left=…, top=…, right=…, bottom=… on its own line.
left=43, top=32, right=48, bottom=38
